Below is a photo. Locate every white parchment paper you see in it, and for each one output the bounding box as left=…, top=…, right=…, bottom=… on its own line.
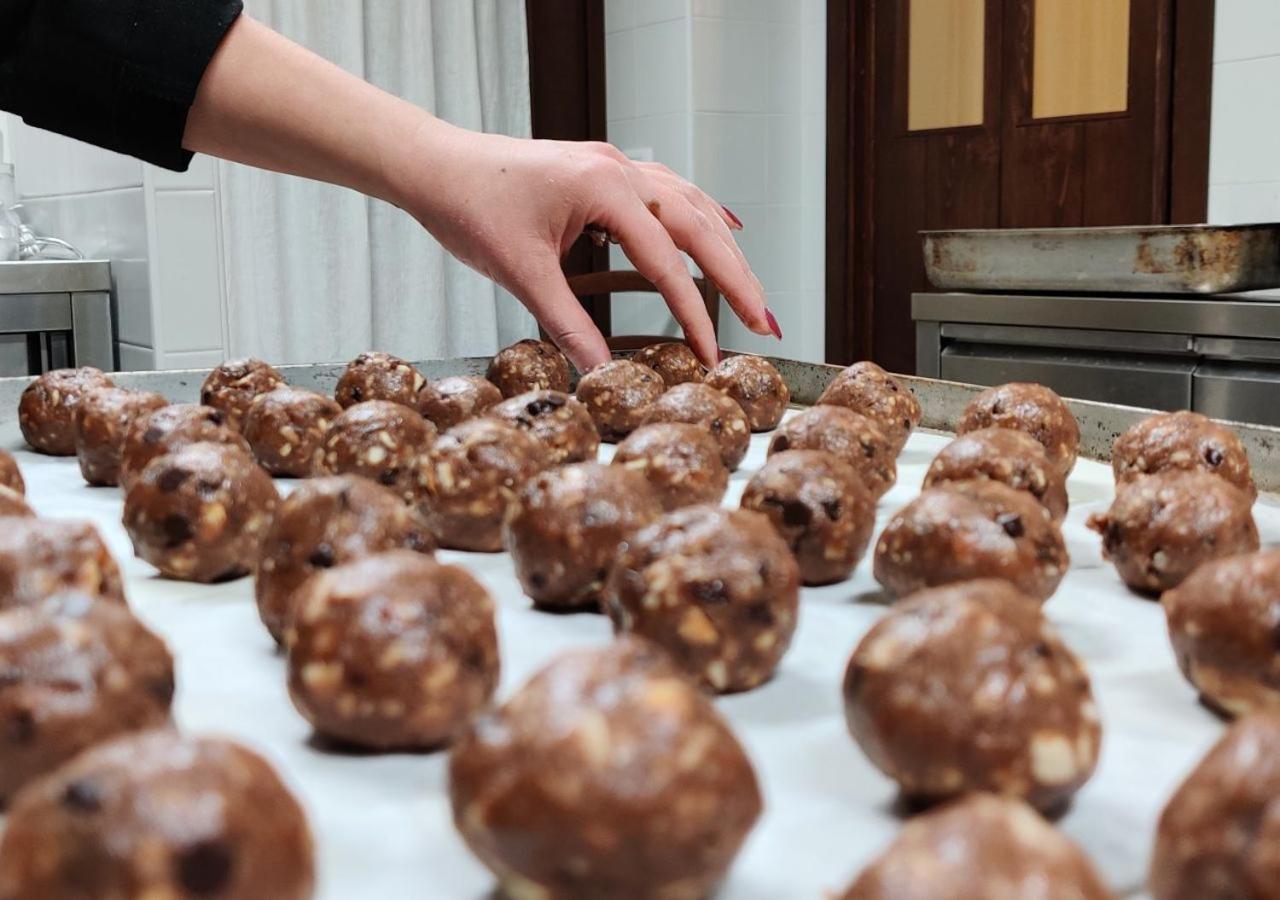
left=6, top=414, right=1280, bottom=899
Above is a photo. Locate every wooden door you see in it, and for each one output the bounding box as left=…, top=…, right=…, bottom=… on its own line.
left=827, top=0, right=1215, bottom=373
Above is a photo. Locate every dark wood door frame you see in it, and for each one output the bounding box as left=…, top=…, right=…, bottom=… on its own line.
left=825, top=0, right=1216, bottom=368
left=526, top=0, right=611, bottom=334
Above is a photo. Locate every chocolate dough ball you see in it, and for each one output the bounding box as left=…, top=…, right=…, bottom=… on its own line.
left=575, top=359, right=664, bottom=442
left=124, top=442, right=279, bottom=584
left=320, top=399, right=436, bottom=503
left=74, top=387, right=168, bottom=487
left=875, top=480, right=1069, bottom=602
left=413, top=418, right=548, bottom=552
left=705, top=354, right=790, bottom=431
left=0, top=450, right=24, bottom=496
left=839, top=794, right=1113, bottom=900
left=243, top=385, right=342, bottom=477
left=741, top=450, right=875, bottom=586
left=287, top=551, right=499, bottom=750
left=844, top=579, right=1101, bottom=813
left=487, top=338, right=572, bottom=397
left=199, top=357, right=285, bottom=431
left=1088, top=470, right=1259, bottom=596
left=632, top=341, right=704, bottom=388
left=1163, top=549, right=1280, bottom=718
left=18, top=367, right=114, bottom=456
left=1151, top=711, right=1280, bottom=900
left=504, top=463, right=661, bottom=612
left=612, top=422, right=729, bottom=511
left=119, top=404, right=248, bottom=493
left=449, top=637, right=761, bottom=900
left=488, top=389, right=600, bottom=465
left=0, top=489, right=33, bottom=518
left=334, top=351, right=425, bottom=408
left=1113, top=410, right=1256, bottom=499
left=0, top=519, right=126, bottom=611
left=957, top=382, right=1080, bottom=476
left=605, top=505, right=800, bottom=693
left=0, top=593, right=173, bottom=803
left=256, top=476, right=434, bottom=642
left=817, top=361, right=921, bottom=453
left=417, top=374, right=503, bottom=430
left=768, top=405, right=897, bottom=500
left=0, top=730, right=315, bottom=900
left=925, top=427, right=1069, bottom=521
left=641, top=382, right=751, bottom=471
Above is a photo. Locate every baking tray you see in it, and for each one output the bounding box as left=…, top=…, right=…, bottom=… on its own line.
left=1, top=357, right=1278, bottom=899
left=923, top=224, right=1280, bottom=295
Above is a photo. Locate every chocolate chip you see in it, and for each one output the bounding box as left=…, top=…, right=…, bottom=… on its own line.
left=143, top=426, right=163, bottom=444
left=529, top=572, right=547, bottom=590
left=822, top=498, right=843, bottom=520
left=149, top=673, right=175, bottom=705
left=691, top=579, right=729, bottom=604
left=778, top=498, right=813, bottom=528
left=1205, top=446, right=1224, bottom=467
left=745, top=603, right=775, bottom=626
left=175, top=840, right=234, bottom=896
left=308, top=544, right=336, bottom=568
left=525, top=396, right=564, bottom=416
left=200, top=390, right=212, bottom=406
left=157, top=467, right=190, bottom=493
left=771, top=436, right=790, bottom=452
left=709, top=418, right=723, bottom=433
left=997, top=513, right=1024, bottom=538
left=378, top=469, right=399, bottom=486
left=62, top=780, right=103, bottom=813
left=207, top=410, right=224, bottom=426
left=6, top=709, right=35, bottom=744
left=351, top=387, right=364, bottom=402
left=162, top=514, right=194, bottom=547
left=863, top=441, right=876, bottom=458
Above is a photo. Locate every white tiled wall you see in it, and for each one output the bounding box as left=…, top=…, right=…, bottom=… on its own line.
left=6, top=119, right=228, bottom=372
left=605, top=0, right=826, bottom=362
left=1208, top=2, right=1280, bottom=223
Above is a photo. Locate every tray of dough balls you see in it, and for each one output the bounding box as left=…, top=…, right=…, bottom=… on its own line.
left=0, top=341, right=1278, bottom=899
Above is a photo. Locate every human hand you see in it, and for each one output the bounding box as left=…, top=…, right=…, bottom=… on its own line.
left=394, top=126, right=776, bottom=371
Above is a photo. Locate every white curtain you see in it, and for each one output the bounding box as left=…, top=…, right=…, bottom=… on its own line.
left=217, top=0, right=537, bottom=365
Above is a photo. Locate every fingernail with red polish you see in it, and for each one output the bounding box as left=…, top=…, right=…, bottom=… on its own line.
left=723, top=206, right=743, bottom=230
left=765, top=308, right=783, bottom=340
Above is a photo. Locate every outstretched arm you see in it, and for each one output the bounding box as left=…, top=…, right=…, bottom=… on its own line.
left=183, top=15, right=774, bottom=370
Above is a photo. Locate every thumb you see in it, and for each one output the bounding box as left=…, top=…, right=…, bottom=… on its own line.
left=514, top=269, right=613, bottom=374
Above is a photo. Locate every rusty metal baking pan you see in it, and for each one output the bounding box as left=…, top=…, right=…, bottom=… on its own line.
left=923, top=224, right=1280, bottom=295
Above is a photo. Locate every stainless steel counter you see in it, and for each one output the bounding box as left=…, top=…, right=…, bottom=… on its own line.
left=914, top=291, right=1280, bottom=426
left=0, top=259, right=114, bottom=373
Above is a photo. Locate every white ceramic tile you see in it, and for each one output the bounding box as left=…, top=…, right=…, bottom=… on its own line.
left=766, top=115, right=803, bottom=203
left=604, top=0, right=636, bottom=33
left=634, top=113, right=691, bottom=176
left=692, top=18, right=772, bottom=113
left=801, top=22, right=827, bottom=116
left=801, top=0, right=825, bottom=27
left=800, top=112, right=825, bottom=212
left=607, top=118, right=639, bottom=156
left=800, top=203, right=825, bottom=294
left=637, top=0, right=688, bottom=26
left=112, top=259, right=154, bottom=347
left=606, top=30, right=638, bottom=121
left=1208, top=57, right=1280, bottom=185
left=148, top=155, right=216, bottom=191
left=118, top=342, right=156, bottom=372
left=635, top=19, right=690, bottom=117
left=0, top=114, right=13, bottom=166
left=152, top=191, right=225, bottom=353
left=692, top=113, right=767, bottom=205
left=1214, top=0, right=1280, bottom=62
left=692, top=0, right=798, bottom=23
left=1207, top=181, right=1280, bottom=223
left=13, top=123, right=142, bottom=198
left=732, top=203, right=804, bottom=293
left=720, top=289, right=822, bottom=362
left=768, top=25, right=802, bottom=113
left=159, top=349, right=225, bottom=370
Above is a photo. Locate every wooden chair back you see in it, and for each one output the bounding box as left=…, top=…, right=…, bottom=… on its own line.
left=566, top=270, right=720, bottom=352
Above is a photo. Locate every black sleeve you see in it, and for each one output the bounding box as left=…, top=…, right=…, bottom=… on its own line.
left=0, top=0, right=243, bottom=171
